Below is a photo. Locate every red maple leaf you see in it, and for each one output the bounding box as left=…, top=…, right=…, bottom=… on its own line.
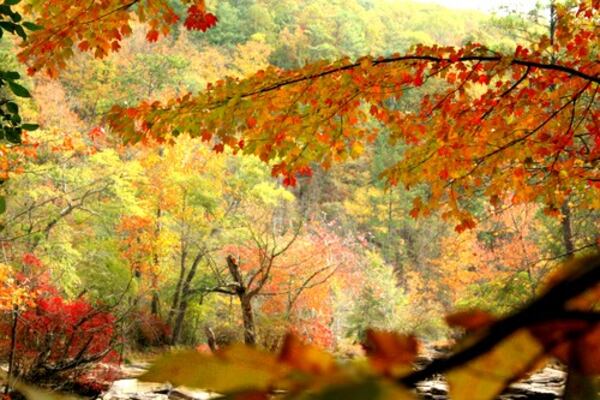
left=146, top=30, right=159, bottom=43
left=184, top=5, right=218, bottom=32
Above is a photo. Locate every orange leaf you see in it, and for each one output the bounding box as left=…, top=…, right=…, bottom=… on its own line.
left=278, top=333, right=336, bottom=375
left=446, top=310, right=496, bottom=331
left=362, top=330, right=418, bottom=375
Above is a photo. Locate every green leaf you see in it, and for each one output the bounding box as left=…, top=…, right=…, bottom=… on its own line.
left=2, top=71, right=20, bottom=80
left=9, top=10, right=20, bottom=22
left=22, top=21, right=43, bottom=31
left=0, top=197, right=6, bottom=214
left=0, top=20, right=15, bottom=33
left=5, top=127, right=21, bottom=143
left=3, top=0, right=20, bottom=6
left=21, top=123, right=39, bottom=131
left=8, top=81, right=31, bottom=97
left=14, top=24, right=26, bottom=39
left=6, top=101, right=18, bottom=114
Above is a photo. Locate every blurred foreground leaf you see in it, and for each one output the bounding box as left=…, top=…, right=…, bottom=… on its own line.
left=446, top=329, right=544, bottom=400
left=140, top=345, right=290, bottom=393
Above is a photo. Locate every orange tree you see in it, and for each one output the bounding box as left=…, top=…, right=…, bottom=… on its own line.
left=9, top=0, right=600, bottom=399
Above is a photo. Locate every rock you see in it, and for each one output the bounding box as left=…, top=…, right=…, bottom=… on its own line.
left=411, top=365, right=566, bottom=400
left=103, top=378, right=219, bottom=400
left=102, top=379, right=171, bottom=400
left=416, top=379, right=448, bottom=398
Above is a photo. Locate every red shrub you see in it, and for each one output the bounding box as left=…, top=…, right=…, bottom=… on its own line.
left=0, top=287, right=120, bottom=389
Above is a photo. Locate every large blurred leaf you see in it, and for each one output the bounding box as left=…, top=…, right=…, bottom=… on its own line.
left=13, top=381, right=81, bottom=400
left=446, top=329, right=544, bottom=400
left=279, top=333, right=337, bottom=375
left=140, top=346, right=290, bottom=393
left=363, top=329, right=418, bottom=377
left=564, top=370, right=600, bottom=400
left=298, top=378, right=416, bottom=400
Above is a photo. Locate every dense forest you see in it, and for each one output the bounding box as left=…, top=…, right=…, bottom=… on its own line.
left=0, top=0, right=598, bottom=399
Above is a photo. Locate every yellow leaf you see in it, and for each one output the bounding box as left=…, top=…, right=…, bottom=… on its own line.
left=446, top=329, right=544, bottom=400
left=140, top=347, right=289, bottom=393
left=351, top=141, right=364, bottom=158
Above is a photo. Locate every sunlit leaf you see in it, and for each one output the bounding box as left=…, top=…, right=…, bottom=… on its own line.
left=140, top=347, right=289, bottom=393
left=446, top=329, right=545, bottom=400
left=279, top=333, right=337, bottom=375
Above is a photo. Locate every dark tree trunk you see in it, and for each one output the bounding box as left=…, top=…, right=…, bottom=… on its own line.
left=151, top=292, right=160, bottom=316
left=561, top=202, right=575, bottom=258
left=239, top=294, right=256, bottom=346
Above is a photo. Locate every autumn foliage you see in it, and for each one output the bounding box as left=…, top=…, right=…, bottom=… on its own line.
left=105, top=1, right=599, bottom=230
left=0, top=261, right=120, bottom=394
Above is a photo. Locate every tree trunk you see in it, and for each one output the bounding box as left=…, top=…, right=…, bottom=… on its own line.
left=171, top=252, right=203, bottom=344
left=151, top=206, right=162, bottom=316
left=205, top=326, right=217, bottom=352
left=239, top=294, right=256, bottom=346
left=5, top=305, right=18, bottom=394
left=561, top=201, right=575, bottom=258
left=167, top=249, right=187, bottom=327
left=226, top=255, right=257, bottom=346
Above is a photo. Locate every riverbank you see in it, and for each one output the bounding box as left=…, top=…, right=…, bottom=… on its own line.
left=101, top=362, right=566, bottom=400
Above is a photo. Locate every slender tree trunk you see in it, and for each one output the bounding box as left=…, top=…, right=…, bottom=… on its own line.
left=397, top=226, right=418, bottom=287
left=167, top=249, right=187, bottom=327
left=561, top=201, right=575, bottom=258
left=151, top=206, right=162, bottom=316
left=151, top=293, right=160, bottom=316
left=171, top=252, right=203, bottom=344
left=5, top=305, right=19, bottom=394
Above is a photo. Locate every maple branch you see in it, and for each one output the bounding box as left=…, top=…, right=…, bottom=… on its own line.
left=499, top=66, right=531, bottom=98
left=80, top=0, right=140, bottom=27
left=399, top=254, right=600, bottom=387
left=229, top=55, right=599, bottom=104
left=447, top=81, right=592, bottom=186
